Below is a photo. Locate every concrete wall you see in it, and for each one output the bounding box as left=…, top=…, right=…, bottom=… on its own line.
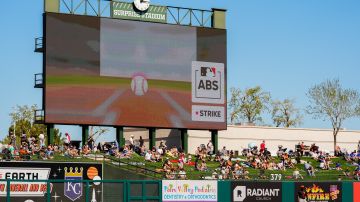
left=121, top=126, right=360, bottom=154
left=189, top=126, right=360, bottom=154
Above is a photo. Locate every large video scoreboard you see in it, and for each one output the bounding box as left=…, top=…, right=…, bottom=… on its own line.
left=45, top=12, right=227, bottom=130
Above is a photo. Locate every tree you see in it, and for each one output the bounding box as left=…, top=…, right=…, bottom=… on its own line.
left=306, top=79, right=360, bottom=152
left=271, top=99, right=302, bottom=127
left=5, top=105, right=45, bottom=144
left=229, top=87, right=241, bottom=124
left=89, top=127, right=110, bottom=142
left=228, top=86, right=271, bottom=125
left=53, top=128, right=63, bottom=145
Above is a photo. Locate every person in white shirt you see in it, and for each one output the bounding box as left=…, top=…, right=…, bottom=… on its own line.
left=207, top=140, right=214, bottom=155
left=293, top=169, right=303, bottom=180
left=145, top=150, right=153, bottom=162
left=178, top=169, right=186, bottom=180
left=39, top=133, right=45, bottom=147
left=129, top=135, right=134, bottom=150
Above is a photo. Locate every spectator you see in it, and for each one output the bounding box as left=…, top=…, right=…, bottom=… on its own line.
left=178, top=168, right=186, bottom=180
left=343, top=168, right=351, bottom=177
left=19, top=146, right=29, bottom=160
left=159, top=140, right=167, bottom=153
left=335, top=145, right=342, bottom=157
left=129, top=135, right=135, bottom=149
left=39, top=133, right=45, bottom=148
left=21, top=134, right=28, bottom=146
left=293, top=168, right=303, bottom=180
left=207, top=140, right=214, bottom=155
left=64, top=133, right=71, bottom=146
left=300, top=142, right=305, bottom=156
left=2, top=145, right=11, bottom=160
left=10, top=132, right=16, bottom=146
left=87, top=137, right=94, bottom=150
left=82, top=145, right=91, bottom=155
left=139, top=136, right=144, bottom=148
left=354, top=168, right=360, bottom=181
left=198, top=160, right=208, bottom=171
left=260, top=140, right=266, bottom=153
left=45, top=145, right=54, bottom=159
left=221, top=146, right=227, bottom=155
left=304, top=162, right=315, bottom=177
left=335, top=163, right=342, bottom=171
left=8, top=144, right=15, bottom=157
left=144, top=150, right=153, bottom=162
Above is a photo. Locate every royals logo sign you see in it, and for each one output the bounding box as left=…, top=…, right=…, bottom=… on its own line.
left=64, top=167, right=83, bottom=201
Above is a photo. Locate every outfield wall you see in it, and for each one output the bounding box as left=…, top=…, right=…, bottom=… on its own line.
left=122, top=126, right=360, bottom=154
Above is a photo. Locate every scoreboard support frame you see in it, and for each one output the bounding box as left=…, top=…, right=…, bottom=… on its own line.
left=211, top=130, right=219, bottom=153
left=82, top=125, right=89, bottom=146
left=116, top=127, right=125, bottom=147
left=149, top=128, right=156, bottom=149
left=46, top=124, right=55, bottom=145
left=180, top=129, right=188, bottom=154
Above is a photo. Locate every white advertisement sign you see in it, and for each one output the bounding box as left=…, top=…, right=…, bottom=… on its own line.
left=162, top=180, right=218, bottom=202
left=192, top=61, right=225, bottom=104
left=0, top=167, right=51, bottom=197
left=192, top=105, right=225, bottom=122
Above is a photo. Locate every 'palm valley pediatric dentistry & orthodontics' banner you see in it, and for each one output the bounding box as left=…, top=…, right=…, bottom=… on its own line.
left=162, top=180, right=218, bottom=202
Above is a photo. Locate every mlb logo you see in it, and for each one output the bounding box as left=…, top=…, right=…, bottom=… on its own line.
left=201, top=67, right=216, bottom=77
left=192, top=61, right=225, bottom=104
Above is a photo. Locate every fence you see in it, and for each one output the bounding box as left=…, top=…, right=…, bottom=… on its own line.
left=1, top=179, right=359, bottom=201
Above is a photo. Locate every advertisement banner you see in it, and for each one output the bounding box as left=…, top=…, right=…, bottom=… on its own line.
left=232, top=181, right=282, bottom=202
left=354, top=182, right=360, bottom=202
left=294, top=182, right=341, bottom=202
left=0, top=161, right=103, bottom=202
left=112, top=1, right=167, bottom=23
left=162, top=180, right=217, bottom=202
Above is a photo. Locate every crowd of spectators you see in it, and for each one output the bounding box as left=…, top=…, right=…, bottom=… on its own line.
left=1, top=132, right=57, bottom=160
left=2, top=131, right=360, bottom=181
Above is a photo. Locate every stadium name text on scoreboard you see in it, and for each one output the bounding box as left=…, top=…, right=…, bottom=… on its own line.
left=112, top=2, right=167, bottom=23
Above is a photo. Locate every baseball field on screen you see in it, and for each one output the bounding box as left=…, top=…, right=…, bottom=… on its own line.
left=45, top=13, right=227, bottom=129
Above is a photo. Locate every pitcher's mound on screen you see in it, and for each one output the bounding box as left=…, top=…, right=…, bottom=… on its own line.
left=131, top=72, right=148, bottom=96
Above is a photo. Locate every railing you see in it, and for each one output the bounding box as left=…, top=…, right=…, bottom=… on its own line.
left=103, top=155, right=163, bottom=179
left=167, top=6, right=213, bottom=27
left=34, top=73, right=43, bottom=88
left=101, top=154, right=360, bottom=182
left=34, top=37, right=43, bottom=52
left=34, top=109, right=45, bottom=124
left=56, top=0, right=213, bottom=27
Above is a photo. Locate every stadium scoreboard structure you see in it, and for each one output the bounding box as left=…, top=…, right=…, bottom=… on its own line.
left=35, top=0, right=227, bottom=151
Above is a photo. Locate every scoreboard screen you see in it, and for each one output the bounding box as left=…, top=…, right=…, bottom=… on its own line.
left=45, top=13, right=227, bottom=130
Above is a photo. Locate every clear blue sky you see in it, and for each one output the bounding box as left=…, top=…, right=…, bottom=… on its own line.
left=1, top=0, right=359, bottom=141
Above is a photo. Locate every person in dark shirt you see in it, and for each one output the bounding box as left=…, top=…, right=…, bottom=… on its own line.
left=139, top=136, right=144, bottom=148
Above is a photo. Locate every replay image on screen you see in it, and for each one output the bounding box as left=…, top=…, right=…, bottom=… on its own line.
left=45, top=13, right=227, bottom=130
